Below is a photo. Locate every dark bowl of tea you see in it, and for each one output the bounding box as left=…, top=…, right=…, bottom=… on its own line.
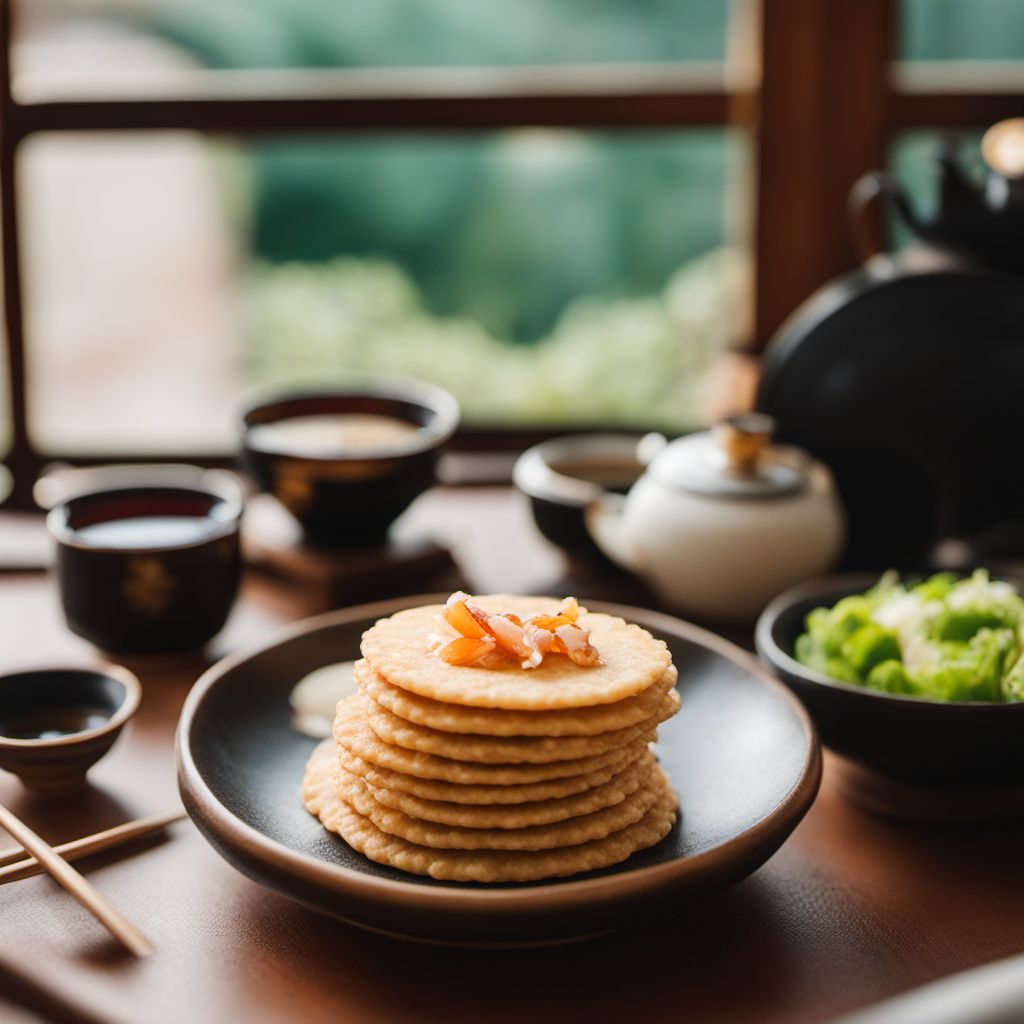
left=47, top=476, right=243, bottom=653
left=241, top=380, right=459, bottom=546
left=0, top=665, right=141, bottom=794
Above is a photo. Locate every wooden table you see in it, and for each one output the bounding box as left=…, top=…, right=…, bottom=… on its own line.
left=2, top=487, right=1023, bottom=1024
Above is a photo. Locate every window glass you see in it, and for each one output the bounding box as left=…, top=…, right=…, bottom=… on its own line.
left=22, top=127, right=746, bottom=452
left=22, top=130, right=244, bottom=453
left=901, top=0, right=1024, bottom=61
left=14, top=0, right=730, bottom=99
left=147, top=0, right=730, bottom=68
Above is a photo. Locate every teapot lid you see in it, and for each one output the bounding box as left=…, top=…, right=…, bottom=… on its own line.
left=648, top=414, right=807, bottom=498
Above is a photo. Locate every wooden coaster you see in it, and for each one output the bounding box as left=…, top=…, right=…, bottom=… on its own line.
left=242, top=495, right=460, bottom=613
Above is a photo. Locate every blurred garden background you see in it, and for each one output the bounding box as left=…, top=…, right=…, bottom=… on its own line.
left=10, top=0, right=1024, bottom=452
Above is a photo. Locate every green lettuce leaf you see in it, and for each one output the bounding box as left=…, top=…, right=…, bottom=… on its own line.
left=793, top=570, right=1024, bottom=703
left=866, top=659, right=913, bottom=695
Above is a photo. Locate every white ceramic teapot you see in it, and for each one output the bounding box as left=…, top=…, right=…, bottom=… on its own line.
left=585, top=414, right=845, bottom=623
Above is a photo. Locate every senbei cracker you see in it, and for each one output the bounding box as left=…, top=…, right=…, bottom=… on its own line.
left=360, top=596, right=671, bottom=710
left=333, top=694, right=652, bottom=785
left=363, top=689, right=678, bottom=765
left=303, top=742, right=678, bottom=883
left=356, top=659, right=678, bottom=737
left=303, top=594, right=680, bottom=883
left=362, top=752, right=657, bottom=829
left=333, top=763, right=666, bottom=851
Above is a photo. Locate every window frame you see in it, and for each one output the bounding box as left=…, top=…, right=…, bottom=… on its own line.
left=1, top=0, right=1020, bottom=508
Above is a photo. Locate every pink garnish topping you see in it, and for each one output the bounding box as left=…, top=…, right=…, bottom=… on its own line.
left=433, top=594, right=601, bottom=670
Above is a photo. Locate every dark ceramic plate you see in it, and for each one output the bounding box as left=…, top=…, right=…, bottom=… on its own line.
left=177, top=596, right=820, bottom=946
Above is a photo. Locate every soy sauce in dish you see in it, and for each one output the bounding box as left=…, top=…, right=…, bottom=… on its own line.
left=0, top=705, right=111, bottom=740
left=71, top=515, right=218, bottom=549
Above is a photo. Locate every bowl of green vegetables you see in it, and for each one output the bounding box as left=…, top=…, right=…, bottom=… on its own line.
left=756, top=570, right=1024, bottom=821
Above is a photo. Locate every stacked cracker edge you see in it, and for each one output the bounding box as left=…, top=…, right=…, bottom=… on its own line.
left=303, top=595, right=679, bottom=883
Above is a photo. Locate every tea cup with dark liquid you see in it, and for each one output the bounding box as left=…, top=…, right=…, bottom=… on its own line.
left=0, top=665, right=141, bottom=794
left=47, top=474, right=243, bottom=653
left=241, top=381, right=459, bottom=546
left=513, top=434, right=647, bottom=566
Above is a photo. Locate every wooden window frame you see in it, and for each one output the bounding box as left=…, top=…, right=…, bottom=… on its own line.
left=0, top=0, right=1020, bottom=508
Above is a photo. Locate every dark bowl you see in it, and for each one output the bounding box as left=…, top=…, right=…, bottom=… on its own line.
left=47, top=476, right=243, bottom=653
left=512, top=434, right=645, bottom=566
left=241, top=382, right=459, bottom=547
left=756, top=574, right=1024, bottom=821
left=0, top=665, right=141, bottom=795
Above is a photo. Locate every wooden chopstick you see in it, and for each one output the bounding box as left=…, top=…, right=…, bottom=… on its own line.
left=0, top=807, right=186, bottom=883
left=0, top=802, right=154, bottom=958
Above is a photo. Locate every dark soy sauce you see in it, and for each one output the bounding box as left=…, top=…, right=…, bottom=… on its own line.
left=72, top=515, right=217, bottom=549
left=0, top=705, right=111, bottom=740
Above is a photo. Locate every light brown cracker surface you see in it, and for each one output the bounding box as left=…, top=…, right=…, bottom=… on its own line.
left=360, top=596, right=671, bottom=710
left=334, top=763, right=663, bottom=850
left=302, top=741, right=678, bottom=882
left=333, top=694, right=651, bottom=784
left=356, top=660, right=678, bottom=737
left=337, top=745, right=650, bottom=805
left=364, top=689, right=677, bottom=764
left=363, top=752, right=656, bottom=828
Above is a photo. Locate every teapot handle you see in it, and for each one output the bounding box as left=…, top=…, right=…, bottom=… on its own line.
left=848, top=171, right=920, bottom=262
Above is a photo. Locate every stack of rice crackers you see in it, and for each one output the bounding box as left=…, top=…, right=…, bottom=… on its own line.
left=303, top=595, right=679, bottom=882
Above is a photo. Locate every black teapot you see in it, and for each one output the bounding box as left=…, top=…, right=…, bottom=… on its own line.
left=758, top=119, right=1024, bottom=570
left=850, top=118, right=1024, bottom=273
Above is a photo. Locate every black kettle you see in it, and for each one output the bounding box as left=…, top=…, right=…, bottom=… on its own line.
left=850, top=118, right=1024, bottom=272
left=758, top=119, right=1024, bottom=571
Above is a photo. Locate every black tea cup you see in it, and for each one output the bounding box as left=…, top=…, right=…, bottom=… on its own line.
left=47, top=474, right=243, bottom=653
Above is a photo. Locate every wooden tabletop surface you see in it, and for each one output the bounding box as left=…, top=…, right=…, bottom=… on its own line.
left=2, top=486, right=1023, bottom=1024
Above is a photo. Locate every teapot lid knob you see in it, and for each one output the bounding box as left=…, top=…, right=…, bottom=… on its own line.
left=712, top=414, right=775, bottom=473
left=982, top=118, right=1024, bottom=180
left=647, top=413, right=810, bottom=499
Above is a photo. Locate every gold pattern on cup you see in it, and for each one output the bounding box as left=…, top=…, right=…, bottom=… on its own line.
left=122, top=556, right=175, bottom=616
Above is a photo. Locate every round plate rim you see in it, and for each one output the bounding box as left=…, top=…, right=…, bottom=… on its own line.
left=177, top=594, right=821, bottom=911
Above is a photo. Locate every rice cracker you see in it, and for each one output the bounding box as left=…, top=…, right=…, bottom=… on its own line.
left=362, top=751, right=657, bottom=828
left=334, top=694, right=652, bottom=785
left=360, top=596, right=671, bottom=710
left=334, top=762, right=664, bottom=851
left=338, top=744, right=650, bottom=805
left=364, top=687, right=678, bottom=764
left=303, top=740, right=678, bottom=882
left=356, top=659, right=678, bottom=737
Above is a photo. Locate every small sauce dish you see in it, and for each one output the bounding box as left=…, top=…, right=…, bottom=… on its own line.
left=0, top=665, right=141, bottom=795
